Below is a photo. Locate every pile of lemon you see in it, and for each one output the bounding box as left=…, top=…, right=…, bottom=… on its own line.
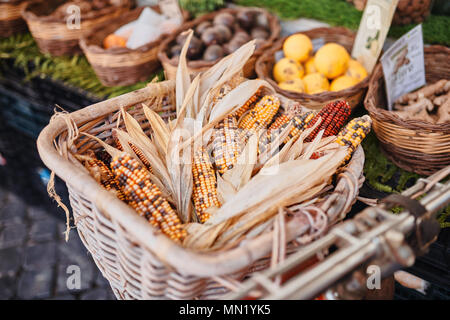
left=273, top=34, right=368, bottom=94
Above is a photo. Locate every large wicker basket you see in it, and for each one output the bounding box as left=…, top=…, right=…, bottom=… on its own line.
left=255, top=27, right=370, bottom=111
left=80, top=6, right=189, bottom=87
left=347, top=0, right=434, bottom=25
left=0, top=0, right=28, bottom=38
left=22, top=0, right=132, bottom=56
left=157, top=7, right=281, bottom=81
left=364, top=45, right=450, bottom=176
left=37, top=80, right=365, bottom=300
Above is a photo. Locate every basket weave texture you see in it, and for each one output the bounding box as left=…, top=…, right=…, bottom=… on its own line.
left=157, top=7, right=281, bottom=81
left=37, top=80, right=365, bottom=300
left=347, top=0, right=434, bottom=25
left=80, top=6, right=189, bottom=87
left=0, top=0, right=28, bottom=38
left=22, top=0, right=132, bottom=56
left=364, top=45, right=450, bottom=176
left=255, top=27, right=370, bottom=111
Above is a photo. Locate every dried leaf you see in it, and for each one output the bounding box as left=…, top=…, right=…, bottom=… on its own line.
left=183, top=220, right=229, bottom=250
left=79, top=132, right=122, bottom=158
left=222, top=133, right=258, bottom=191
left=142, top=104, right=170, bottom=155
left=208, top=80, right=272, bottom=123
left=216, top=174, right=237, bottom=204
left=176, top=30, right=194, bottom=116
left=299, top=129, right=324, bottom=160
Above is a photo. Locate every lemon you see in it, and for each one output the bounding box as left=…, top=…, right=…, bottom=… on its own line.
left=303, top=73, right=329, bottom=94
left=273, top=57, right=304, bottom=83
left=304, top=57, right=317, bottom=74
left=330, top=75, right=359, bottom=91
left=279, top=78, right=305, bottom=93
left=283, top=34, right=313, bottom=63
left=314, top=43, right=350, bottom=79
left=345, top=59, right=368, bottom=81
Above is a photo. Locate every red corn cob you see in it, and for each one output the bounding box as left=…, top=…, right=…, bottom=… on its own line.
left=304, top=100, right=351, bottom=142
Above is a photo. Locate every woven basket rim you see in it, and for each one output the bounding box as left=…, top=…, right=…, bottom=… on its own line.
left=0, top=0, right=25, bottom=4
left=157, top=7, right=281, bottom=70
left=255, top=26, right=370, bottom=103
left=364, top=45, right=450, bottom=133
left=22, top=0, right=131, bottom=24
left=37, top=80, right=364, bottom=277
left=0, top=0, right=26, bottom=20
left=80, top=6, right=190, bottom=56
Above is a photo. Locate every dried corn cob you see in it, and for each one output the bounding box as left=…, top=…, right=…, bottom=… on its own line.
left=192, top=148, right=221, bottom=223
left=212, top=115, right=242, bottom=174
left=283, top=111, right=316, bottom=143
left=111, top=154, right=186, bottom=242
left=234, top=89, right=263, bottom=118
left=112, top=131, right=153, bottom=173
left=238, top=95, right=281, bottom=131
left=95, top=150, right=112, bottom=166
left=112, top=130, right=123, bottom=151
left=82, top=157, right=127, bottom=202
left=304, top=100, right=351, bottom=142
left=267, top=113, right=292, bottom=134
left=130, top=144, right=153, bottom=173
left=335, top=115, right=372, bottom=161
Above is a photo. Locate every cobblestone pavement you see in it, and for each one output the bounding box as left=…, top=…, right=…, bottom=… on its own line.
left=0, top=187, right=115, bottom=300
left=0, top=115, right=114, bottom=300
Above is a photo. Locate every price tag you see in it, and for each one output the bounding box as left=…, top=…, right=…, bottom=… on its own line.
left=381, top=24, right=426, bottom=110
left=311, top=38, right=325, bottom=52
left=352, top=0, right=399, bottom=73
left=159, top=0, right=183, bottom=20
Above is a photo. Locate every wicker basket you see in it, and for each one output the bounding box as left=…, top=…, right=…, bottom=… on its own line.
left=80, top=6, right=190, bottom=87
left=37, top=80, right=365, bottom=300
left=0, top=0, right=28, bottom=38
left=364, top=45, right=450, bottom=176
left=22, top=0, right=132, bottom=56
left=157, top=7, right=281, bottom=81
left=255, top=27, right=370, bottom=111
left=347, top=0, right=434, bottom=25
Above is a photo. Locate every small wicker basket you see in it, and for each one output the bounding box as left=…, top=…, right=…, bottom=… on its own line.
left=347, top=0, right=434, bottom=25
left=37, top=80, right=365, bottom=300
left=22, top=0, right=132, bottom=56
left=0, top=0, right=28, bottom=38
left=364, top=45, right=450, bottom=176
left=255, top=27, right=370, bottom=111
left=157, top=7, right=281, bottom=81
left=80, top=6, right=189, bottom=87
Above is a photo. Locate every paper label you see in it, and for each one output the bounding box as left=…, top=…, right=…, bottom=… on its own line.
left=381, top=24, right=426, bottom=110
left=311, top=38, right=325, bottom=52
left=352, top=0, right=399, bottom=73
left=159, top=0, right=183, bottom=20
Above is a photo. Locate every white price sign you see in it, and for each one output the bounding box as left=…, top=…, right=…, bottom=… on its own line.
left=352, top=0, right=399, bottom=73
left=381, top=24, right=426, bottom=110
left=159, top=0, right=183, bottom=20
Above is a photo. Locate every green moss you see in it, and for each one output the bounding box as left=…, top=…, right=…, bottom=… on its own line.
left=362, top=132, right=421, bottom=194
left=361, top=132, right=450, bottom=227
left=0, top=33, right=162, bottom=99
left=235, top=0, right=450, bottom=46
left=180, top=0, right=224, bottom=17
left=437, top=206, right=450, bottom=228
